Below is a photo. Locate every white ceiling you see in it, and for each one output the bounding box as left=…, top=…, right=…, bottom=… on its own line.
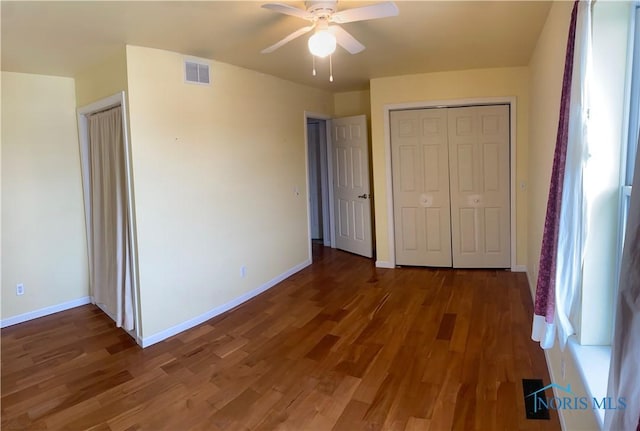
left=1, top=1, right=551, bottom=92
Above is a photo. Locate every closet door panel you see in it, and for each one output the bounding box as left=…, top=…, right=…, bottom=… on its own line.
left=448, top=105, right=510, bottom=268
left=391, top=109, right=452, bottom=267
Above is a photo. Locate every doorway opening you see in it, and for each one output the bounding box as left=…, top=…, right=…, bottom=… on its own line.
left=77, top=92, right=140, bottom=344
left=305, top=112, right=374, bottom=261
left=306, top=115, right=332, bottom=261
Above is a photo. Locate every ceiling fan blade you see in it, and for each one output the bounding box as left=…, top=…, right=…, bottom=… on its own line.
left=261, top=3, right=312, bottom=20
left=328, top=25, right=365, bottom=54
left=331, top=2, right=399, bottom=24
left=261, top=25, right=314, bottom=54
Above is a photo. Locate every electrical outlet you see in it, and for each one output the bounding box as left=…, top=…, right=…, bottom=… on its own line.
left=240, top=266, right=247, bottom=278
left=16, top=283, right=25, bottom=296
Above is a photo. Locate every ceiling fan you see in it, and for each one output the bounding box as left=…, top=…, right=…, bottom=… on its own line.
left=260, top=1, right=399, bottom=57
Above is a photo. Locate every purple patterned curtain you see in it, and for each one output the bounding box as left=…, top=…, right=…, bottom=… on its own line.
left=531, top=1, right=579, bottom=348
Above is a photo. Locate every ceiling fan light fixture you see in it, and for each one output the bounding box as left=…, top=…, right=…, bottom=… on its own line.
left=308, top=30, right=336, bottom=58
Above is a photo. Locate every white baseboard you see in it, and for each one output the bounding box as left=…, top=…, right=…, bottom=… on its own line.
left=1, top=296, right=91, bottom=328
left=141, top=259, right=312, bottom=348
left=544, top=349, right=568, bottom=431
left=511, top=264, right=527, bottom=272
left=526, top=270, right=536, bottom=301
left=375, top=260, right=395, bottom=269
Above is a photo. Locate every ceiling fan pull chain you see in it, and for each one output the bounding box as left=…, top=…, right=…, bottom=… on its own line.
left=312, top=54, right=317, bottom=76
left=329, top=55, right=334, bottom=82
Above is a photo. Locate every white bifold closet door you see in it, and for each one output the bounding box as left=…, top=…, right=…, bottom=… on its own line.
left=448, top=105, right=510, bottom=267
left=391, top=105, right=510, bottom=268
left=391, top=108, right=453, bottom=266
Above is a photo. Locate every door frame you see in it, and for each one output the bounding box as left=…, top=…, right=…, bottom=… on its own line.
left=382, top=96, right=521, bottom=271
left=304, top=111, right=335, bottom=261
left=77, top=91, right=142, bottom=344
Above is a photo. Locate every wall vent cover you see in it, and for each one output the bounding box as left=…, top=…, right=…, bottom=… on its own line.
left=185, top=60, right=210, bottom=85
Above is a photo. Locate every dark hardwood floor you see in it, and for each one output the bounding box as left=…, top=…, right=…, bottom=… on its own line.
left=1, top=245, right=560, bottom=430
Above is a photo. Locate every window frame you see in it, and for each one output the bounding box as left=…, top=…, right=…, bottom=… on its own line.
left=615, top=3, right=640, bottom=295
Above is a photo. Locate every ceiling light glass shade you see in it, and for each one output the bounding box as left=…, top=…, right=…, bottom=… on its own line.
left=308, top=30, right=336, bottom=58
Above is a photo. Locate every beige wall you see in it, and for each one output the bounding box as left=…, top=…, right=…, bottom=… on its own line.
left=75, top=48, right=128, bottom=107
left=334, top=90, right=371, bottom=118
left=1, top=72, right=88, bottom=319
left=125, top=45, right=333, bottom=338
left=526, top=1, right=570, bottom=290
left=370, top=67, right=529, bottom=267
left=527, top=2, right=599, bottom=429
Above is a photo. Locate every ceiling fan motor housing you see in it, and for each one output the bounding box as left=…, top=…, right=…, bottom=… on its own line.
left=305, top=1, right=338, bottom=19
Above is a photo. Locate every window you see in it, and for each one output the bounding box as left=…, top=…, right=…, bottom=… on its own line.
left=578, top=0, right=635, bottom=347
left=618, top=4, right=640, bottom=255
left=568, top=4, right=638, bottom=427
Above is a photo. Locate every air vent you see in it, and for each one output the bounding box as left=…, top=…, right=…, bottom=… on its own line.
left=184, top=60, right=210, bottom=85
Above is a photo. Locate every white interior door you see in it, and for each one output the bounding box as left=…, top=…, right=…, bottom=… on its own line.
left=332, top=115, right=373, bottom=258
left=390, top=109, right=452, bottom=266
left=448, top=105, right=510, bottom=268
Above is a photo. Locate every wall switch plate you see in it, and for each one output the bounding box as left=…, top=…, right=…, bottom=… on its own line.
left=16, top=283, right=25, bottom=296
left=240, top=266, right=247, bottom=278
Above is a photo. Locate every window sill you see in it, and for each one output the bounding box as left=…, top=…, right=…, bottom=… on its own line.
left=567, top=337, right=612, bottom=429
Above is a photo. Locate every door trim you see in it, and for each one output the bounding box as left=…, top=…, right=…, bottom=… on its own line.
left=382, top=97, right=519, bottom=271
left=304, top=111, right=334, bottom=262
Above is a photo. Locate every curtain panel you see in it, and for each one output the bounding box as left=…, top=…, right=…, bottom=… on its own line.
left=88, top=106, right=135, bottom=331
left=531, top=0, right=582, bottom=350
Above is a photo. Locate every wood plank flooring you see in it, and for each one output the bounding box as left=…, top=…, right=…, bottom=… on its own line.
left=1, top=245, right=560, bottom=430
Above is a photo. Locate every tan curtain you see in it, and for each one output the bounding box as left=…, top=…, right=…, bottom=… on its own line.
left=88, top=106, right=134, bottom=331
